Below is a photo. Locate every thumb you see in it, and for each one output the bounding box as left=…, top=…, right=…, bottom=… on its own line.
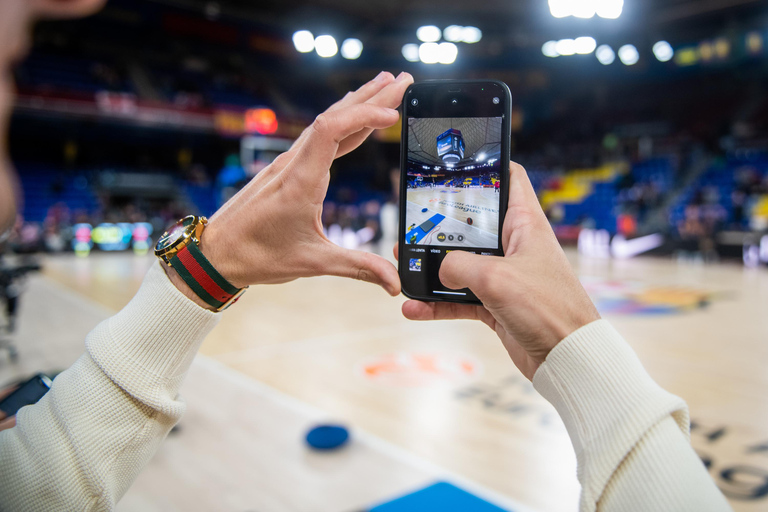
left=321, top=244, right=401, bottom=296
left=439, top=250, right=495, bottom=292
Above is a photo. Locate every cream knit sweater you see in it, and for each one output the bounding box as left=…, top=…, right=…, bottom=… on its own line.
left=0, top=262, right=732, bottom=511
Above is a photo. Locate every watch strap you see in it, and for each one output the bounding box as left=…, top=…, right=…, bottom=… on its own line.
left=170, top=242, right=241, bottom=310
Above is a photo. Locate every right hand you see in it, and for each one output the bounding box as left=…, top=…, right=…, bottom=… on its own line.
left=0, top=385, right=17, bottom=431
left=400, top=162, right=600, bottom=380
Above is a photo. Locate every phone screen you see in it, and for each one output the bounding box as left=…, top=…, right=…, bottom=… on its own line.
left=399, top=81, right=511, bottom=304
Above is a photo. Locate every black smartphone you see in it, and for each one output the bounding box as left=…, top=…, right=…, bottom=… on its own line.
left=0, top=373, right=52, bottom=417
left=398, top=80, right=512, bottom=304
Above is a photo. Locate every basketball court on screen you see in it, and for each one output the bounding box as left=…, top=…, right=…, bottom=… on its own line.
left=405, top=187, right=499, bottom=247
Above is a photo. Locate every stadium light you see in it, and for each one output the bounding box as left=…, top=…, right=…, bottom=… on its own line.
left=341, top=38, right=363, bottom=60
left=618, top=44, right=639, bottom=65
left=556, top=39, right=576, bottom=56
left=402, top=43, right=420, bottom=62
left=596, top=0, right=623, bottom=19
left=315, top=35, right=338, bottom=58
left=596, top=44, right=615, bottom=65
left=548, top=0, right=623, bottom=19
left=572, top=0, right=596, bottom=19
left=438, top=42, right=458, bottom=64
left=419, top=42, right=440, bottom=64
left=444, top=25, right=464, bottom=42
left=542, top=40, right=559, bottom=57
left=575, top=36, right=597, bottom=54
left=292, top=30, right=315, bottom=53
left=476, top=152, right=486, bottom=162
left=417, top=25, right=442, bottom=43
left=548, top=0, right=571, bottom=18
left=652, top=40, right=674, bottom=62
left=462, top=27, right=482, bottom=43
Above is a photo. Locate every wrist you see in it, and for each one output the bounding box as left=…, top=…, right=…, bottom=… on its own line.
left=162, top=264, right=218, bottom=311
left=197, top=220, right=250, bottom=289
left=154, top=215, right=248, bottom=311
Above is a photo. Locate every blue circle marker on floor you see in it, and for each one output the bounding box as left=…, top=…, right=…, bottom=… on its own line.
left=421, top=208, right=428, bottom=212
left=306, top=425, right=349, bottom=450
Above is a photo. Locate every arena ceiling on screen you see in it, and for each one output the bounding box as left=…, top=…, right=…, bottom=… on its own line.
left=407, top=117, right=501, bottom=166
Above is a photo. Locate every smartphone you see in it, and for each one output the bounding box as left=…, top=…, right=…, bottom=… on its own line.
left=398, top=80, right=512, bottom=304
left=0, top=373, right=52, bottom=417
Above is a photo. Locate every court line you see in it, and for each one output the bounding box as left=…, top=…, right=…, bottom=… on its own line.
left=193, top=354, right=542, bottom=512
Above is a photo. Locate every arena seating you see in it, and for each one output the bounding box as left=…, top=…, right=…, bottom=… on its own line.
left=16, top=165, right=100, bottom=223
left=16, top=54, right=133, bottom=95
left=669, top=154, right=768, bottom=230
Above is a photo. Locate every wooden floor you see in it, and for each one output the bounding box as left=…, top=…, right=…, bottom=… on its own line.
left=2, top=249, right=767, bottom=512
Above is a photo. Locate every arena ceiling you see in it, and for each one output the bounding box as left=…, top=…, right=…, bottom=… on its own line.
left=153, top=0, right=765, bottom=38
left=407, top=117, right=502, bottom=167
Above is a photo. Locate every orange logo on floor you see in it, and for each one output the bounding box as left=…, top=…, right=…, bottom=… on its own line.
left=356, top=352, right=481, bottom=387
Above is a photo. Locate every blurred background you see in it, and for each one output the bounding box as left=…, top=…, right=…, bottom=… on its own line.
left=4, top=0, right=768, bottom=259
left=2, top=1, right=768, bottom=511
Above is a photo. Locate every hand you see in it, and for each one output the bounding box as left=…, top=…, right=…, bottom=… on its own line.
left=0, top=385, right=17, bottom=431
left=183, top=72, right=413, bottom=303
left=399, top=162, right=600, bottom=380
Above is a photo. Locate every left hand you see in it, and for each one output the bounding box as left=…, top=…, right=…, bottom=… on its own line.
left=195, top=72, right=413, bottom=297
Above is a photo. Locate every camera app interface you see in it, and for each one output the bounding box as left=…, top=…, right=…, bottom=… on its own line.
left=405, top=117, right=502, bottom=249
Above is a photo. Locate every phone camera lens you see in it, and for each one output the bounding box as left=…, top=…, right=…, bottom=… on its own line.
left=492, top=97, right=500, bottom=104
left=411, top=98, right=419, bottom=106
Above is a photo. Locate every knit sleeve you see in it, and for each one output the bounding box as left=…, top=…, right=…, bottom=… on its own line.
left=532, top=319, right=731, bottom=511
left=0, top=261, right=220, bottom=512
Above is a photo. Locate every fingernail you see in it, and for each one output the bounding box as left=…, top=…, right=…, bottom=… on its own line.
left=386, top=108, right=399, bottom=116
left=374, top=71, right=388, bottom=82
left=395, top=72, right=410, bottom=82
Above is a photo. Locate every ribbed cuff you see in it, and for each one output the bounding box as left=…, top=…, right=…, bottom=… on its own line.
left=532, top=319, right=689, bottom=508
left=85, top=261, right=220, bottom=408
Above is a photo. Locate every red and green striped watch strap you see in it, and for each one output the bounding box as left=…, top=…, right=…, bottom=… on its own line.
left=170, top=243, right=241, bottom=310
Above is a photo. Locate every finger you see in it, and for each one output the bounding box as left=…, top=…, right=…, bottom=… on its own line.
left=0, top=386, right=17, bottom=401
left=321, top=244, right=401, bottom=296
left=365, top=72, right=414, bottom=109
left=35, top=0, right=107, bottom=19
left=336, top=73, right=414, bottom=158
left=294, top=104, right=400, bottom=182
left=327, top=71, right=396, bottom=112
left=393, top=242, right=399, bottom=261
left=289, top=72, right=396, bottom=152
left=509, top=161, right=544, bottom=213
left=439, top=250, right=497, bottom=293
left=0, top=415, right=16, bottom=431
left=402, top=300, right=495, bottom=328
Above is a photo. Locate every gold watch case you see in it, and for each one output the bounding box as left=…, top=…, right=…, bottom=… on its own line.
left=154, top=215, right=208, bottom=266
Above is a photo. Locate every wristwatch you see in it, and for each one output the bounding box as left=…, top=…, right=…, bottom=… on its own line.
left=154, top=215, right=247, bottom=311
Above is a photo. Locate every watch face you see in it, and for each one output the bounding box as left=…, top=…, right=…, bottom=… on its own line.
left=155, top=216, right=194, bottom=252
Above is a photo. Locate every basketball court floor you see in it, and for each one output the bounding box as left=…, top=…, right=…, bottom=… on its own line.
left=406, top=186, right=499, bottom=247
left=2, top=248, right=767, bottom=511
